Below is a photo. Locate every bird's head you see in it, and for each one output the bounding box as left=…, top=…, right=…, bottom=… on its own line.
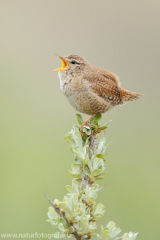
left=52, top=54, right=90, bottom=73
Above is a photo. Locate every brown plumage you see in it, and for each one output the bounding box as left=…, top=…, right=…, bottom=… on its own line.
left=53, top=54, right=143, bottom=116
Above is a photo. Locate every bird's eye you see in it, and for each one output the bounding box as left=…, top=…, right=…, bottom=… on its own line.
left=71, top=61, right=76, bottom=64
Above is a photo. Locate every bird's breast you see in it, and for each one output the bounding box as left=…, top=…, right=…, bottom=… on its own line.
left=58, top=71, right=72, bottom=95
left=58, top=72, right=87, bottom=110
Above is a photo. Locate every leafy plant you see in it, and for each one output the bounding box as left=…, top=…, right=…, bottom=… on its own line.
left=44, top=114, right=138, bottom=240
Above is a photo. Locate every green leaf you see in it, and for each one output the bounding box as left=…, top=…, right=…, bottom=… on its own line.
left=74, top=156, right=83, bottom=164
left=122, top=232, right=138, bottom=240
left=84, top=166, right=91, bottom=176
left=69, top=226, right=75, bottom=233
left=89, top=113, right=102, bottom=125
left=96, top=154, right=106, bottom=161
left=83, top=126, right=91, bottom=135
left=91, top=125, right=97, bottom=130
left=72, top=180, right=82, bottom=194
left=84, top=157, right=92, bottom=172
left=122, top=233, right=130, bottom=240
left=80, top=216, right=89, bottom=232
left=72, top=192, right=79, bottom=206
left=95, top=176, right=104, bottom=180
left=76, top=113, right=84, bottom=125
left=48, top=207, right=59, bottom=219
left=93, top=213, right=104, bottom=219
left=96, top=138, right=106, bottom=154
left=99, top=171, right=107, bottom=176
left=82, top=145, right=89, bottom=158
left=59, top=218, right=69, bottom=229
left=73, top=126, right=83, bottom=148
left=76, top=203, right=86, bottom=215
left=98, top=126, right=108, bottom=131
left=59, top=202, right=73, bottom=216
left=92, top=168, right=101, bottom=177
left=88, top=196, right=96, bottom=202
left=50, top=219, right=59, bottom=228
left=87, top=228, right=98, bottom=234
left=53, top=199, right=60, bottom=206
left=84, top=185, right=97, bottom=199
left=70, top=146, right=85, bottom=161
left=65, top=126, right=82, bottom=149
left=64, top=133, right=76, bottom=146
left=69, top=164, right=81, bottom=178
left=101, top=230, right=110, bottom=240
left=106, top=221, right=116, bottom=232
left=66, top=185, right=77, bottom=194
left=58, top=223, right=66, bottom=232
left=110, top=228, right=121, bottom=239
left=103, top=222, right=121, bottom=239
left=94, top=203, right=105, bottom=215
left=92, top=157, right=104, bottom=170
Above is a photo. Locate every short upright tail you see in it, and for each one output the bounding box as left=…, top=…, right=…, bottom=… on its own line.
left=121, top=88, right=143, bottom=102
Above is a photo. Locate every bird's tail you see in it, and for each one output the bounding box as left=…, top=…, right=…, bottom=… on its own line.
left=121, top=88, right=144, bottom=102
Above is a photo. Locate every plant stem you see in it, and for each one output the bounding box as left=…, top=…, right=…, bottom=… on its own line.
left=43, top=192, right=81, bottom=240
left=89, top=131, right=96, bottom=159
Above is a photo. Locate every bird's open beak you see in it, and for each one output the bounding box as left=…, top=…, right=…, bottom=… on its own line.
left=52, top=54, right=68, bottom=72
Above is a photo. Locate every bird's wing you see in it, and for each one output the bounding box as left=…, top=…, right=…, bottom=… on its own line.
left=83, top=71, right=122, bottom=104
left=93, top=66, right=120, bottom=85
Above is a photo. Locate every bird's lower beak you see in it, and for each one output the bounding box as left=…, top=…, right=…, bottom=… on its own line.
left=52, top=54, right=68, bottom=72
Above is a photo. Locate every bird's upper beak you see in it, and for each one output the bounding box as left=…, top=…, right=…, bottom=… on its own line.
left=52, top=54, right=68, bottom=72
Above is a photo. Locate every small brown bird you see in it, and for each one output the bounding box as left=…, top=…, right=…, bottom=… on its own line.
left=53, top=54, right=143, bottom=136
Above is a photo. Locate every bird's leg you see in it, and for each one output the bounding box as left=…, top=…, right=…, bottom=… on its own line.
left=80, top=114, right=96, bottom=138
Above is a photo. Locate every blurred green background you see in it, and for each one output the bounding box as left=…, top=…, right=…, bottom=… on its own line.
left=0, top=1, right=160, bottom=239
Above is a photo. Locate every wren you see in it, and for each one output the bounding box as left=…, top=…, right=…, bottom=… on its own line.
left=53, top=54, right=143, bottom=136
